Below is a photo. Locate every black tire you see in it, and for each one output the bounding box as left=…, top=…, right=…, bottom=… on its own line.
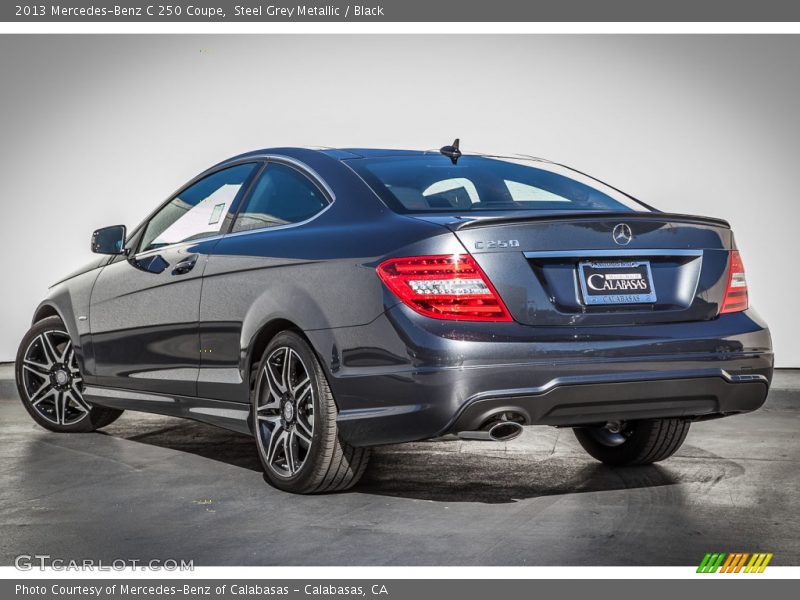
left=15, top=316, right=124, bottom=433
left=253, top=331, right=370, bottom=494
left=573, top=418, right=690, bottom=466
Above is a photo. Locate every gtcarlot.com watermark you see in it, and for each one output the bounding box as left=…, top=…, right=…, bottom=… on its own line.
left=14, top=554, right=194, bottom=571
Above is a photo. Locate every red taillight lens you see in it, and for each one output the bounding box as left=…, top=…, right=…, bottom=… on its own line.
left=377, top=254, right=512, bottom=322
left=721, top=250, right=749, bottom=314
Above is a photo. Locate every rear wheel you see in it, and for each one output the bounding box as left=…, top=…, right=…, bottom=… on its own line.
left=253, top=331, right=370, bottom=494
left=15, top=316, right=123, bottom=432
left=573, top=418, right=690, bottom=465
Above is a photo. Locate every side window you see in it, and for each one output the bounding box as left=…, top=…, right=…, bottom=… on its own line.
left=231, top=162, right=328, bottom=233
left=139, top=163, right=258, bottom=253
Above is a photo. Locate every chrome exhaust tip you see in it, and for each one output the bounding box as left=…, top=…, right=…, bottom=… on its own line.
left=457, top=420, right=524, bottom=442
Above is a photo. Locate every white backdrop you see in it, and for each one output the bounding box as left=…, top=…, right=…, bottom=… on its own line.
left=1, top=35, right=797, bottom=365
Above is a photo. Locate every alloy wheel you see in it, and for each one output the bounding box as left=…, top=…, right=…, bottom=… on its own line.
left=255, top=346, right=315, bottom=478
left=20, top=330, right=89, bottom=426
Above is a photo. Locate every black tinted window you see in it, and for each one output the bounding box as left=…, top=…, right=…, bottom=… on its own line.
left=139, top=163, right=257, bottom=253
left=347, top=155, right=647, bottom=213
left=232, top=163, right=328, bottom=233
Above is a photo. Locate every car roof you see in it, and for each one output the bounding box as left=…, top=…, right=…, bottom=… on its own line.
left=216, top=146, right=431, bottom=166
left=320, top=148, right=431, bottom=159
left=231, top=147, right=433, bottom=159
left=224, top=146, right=553, bottom=163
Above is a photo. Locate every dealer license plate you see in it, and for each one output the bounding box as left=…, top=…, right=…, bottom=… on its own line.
left=578, top=261, right=657, bottom=305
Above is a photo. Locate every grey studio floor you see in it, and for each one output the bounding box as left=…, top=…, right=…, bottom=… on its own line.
left=1, top=364, right=797, bottom=566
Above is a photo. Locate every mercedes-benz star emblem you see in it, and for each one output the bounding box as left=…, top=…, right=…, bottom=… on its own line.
left=612, top=223, right=633, bottom=246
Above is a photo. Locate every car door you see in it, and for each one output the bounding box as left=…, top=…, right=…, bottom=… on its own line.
left=89, top=162, right=260, bottom=396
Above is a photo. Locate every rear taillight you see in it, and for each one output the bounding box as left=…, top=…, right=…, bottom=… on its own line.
left=721, top=250, right=749, bottom=314
left=377, top=254, right=512, bottom=322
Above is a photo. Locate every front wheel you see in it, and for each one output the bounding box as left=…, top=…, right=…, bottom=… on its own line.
left=253, top=331, right=370, bottom=494
left=15, top=316, right=123, bottom=432
left=573, top=418, right=690, bottom=466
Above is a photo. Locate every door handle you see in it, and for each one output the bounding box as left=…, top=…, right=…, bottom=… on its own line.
left=171, top=256, right=198, bottom=276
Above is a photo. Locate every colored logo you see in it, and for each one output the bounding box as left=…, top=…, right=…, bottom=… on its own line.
left=697, top=552, right=773, bottom=573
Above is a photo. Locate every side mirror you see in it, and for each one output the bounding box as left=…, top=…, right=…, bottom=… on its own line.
left=91, top=225, right=126, bottom=255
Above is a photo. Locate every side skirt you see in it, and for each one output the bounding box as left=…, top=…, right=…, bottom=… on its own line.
left=83, top=385, right=253, bottom=435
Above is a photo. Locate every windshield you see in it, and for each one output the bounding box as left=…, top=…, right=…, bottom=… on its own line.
left=347, top=155, right=649, bottom=213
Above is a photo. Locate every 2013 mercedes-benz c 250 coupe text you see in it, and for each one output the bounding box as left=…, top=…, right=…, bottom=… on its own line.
left=16, top=142, right=773, bottom=493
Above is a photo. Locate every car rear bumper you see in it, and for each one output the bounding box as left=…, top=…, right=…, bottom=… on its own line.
left=449, top=372, right=768, bottom=433
left=305, top=305, right=773, bottom=447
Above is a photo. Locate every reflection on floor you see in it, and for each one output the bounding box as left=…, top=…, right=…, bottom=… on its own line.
left=0, top=372, right=797, bottom=565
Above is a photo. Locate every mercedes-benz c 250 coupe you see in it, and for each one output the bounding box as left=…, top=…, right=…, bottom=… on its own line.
left=16, top=143, right=773, bottom=493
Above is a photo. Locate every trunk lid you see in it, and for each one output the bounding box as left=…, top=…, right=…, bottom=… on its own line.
left=418, top=211, right=733, bottom=326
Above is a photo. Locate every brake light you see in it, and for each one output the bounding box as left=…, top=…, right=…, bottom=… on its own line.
left=721, top=250, right=749, bottom=314
left=377, top=254, right=512, bottom=321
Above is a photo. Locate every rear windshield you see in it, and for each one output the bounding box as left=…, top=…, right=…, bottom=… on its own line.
left=347, top=155, right=649, bottom=213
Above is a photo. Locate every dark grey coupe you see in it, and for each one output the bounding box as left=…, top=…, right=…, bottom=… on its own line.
left=16, top=143, right=773, bottom=493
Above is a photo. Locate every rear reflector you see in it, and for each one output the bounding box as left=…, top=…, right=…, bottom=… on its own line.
left=721, top=250, right=749, bottom=314
left=377, top=254, right=512, bottom=321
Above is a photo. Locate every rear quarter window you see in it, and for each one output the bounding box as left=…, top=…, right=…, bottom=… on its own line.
left=232, top=162, right=329, bottom=233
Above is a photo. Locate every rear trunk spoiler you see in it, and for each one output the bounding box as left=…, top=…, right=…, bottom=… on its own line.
left=442, top=211, right=731, bottom=231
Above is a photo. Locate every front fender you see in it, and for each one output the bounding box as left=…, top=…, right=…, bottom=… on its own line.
left=30, top=265, right=102, bottom=380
